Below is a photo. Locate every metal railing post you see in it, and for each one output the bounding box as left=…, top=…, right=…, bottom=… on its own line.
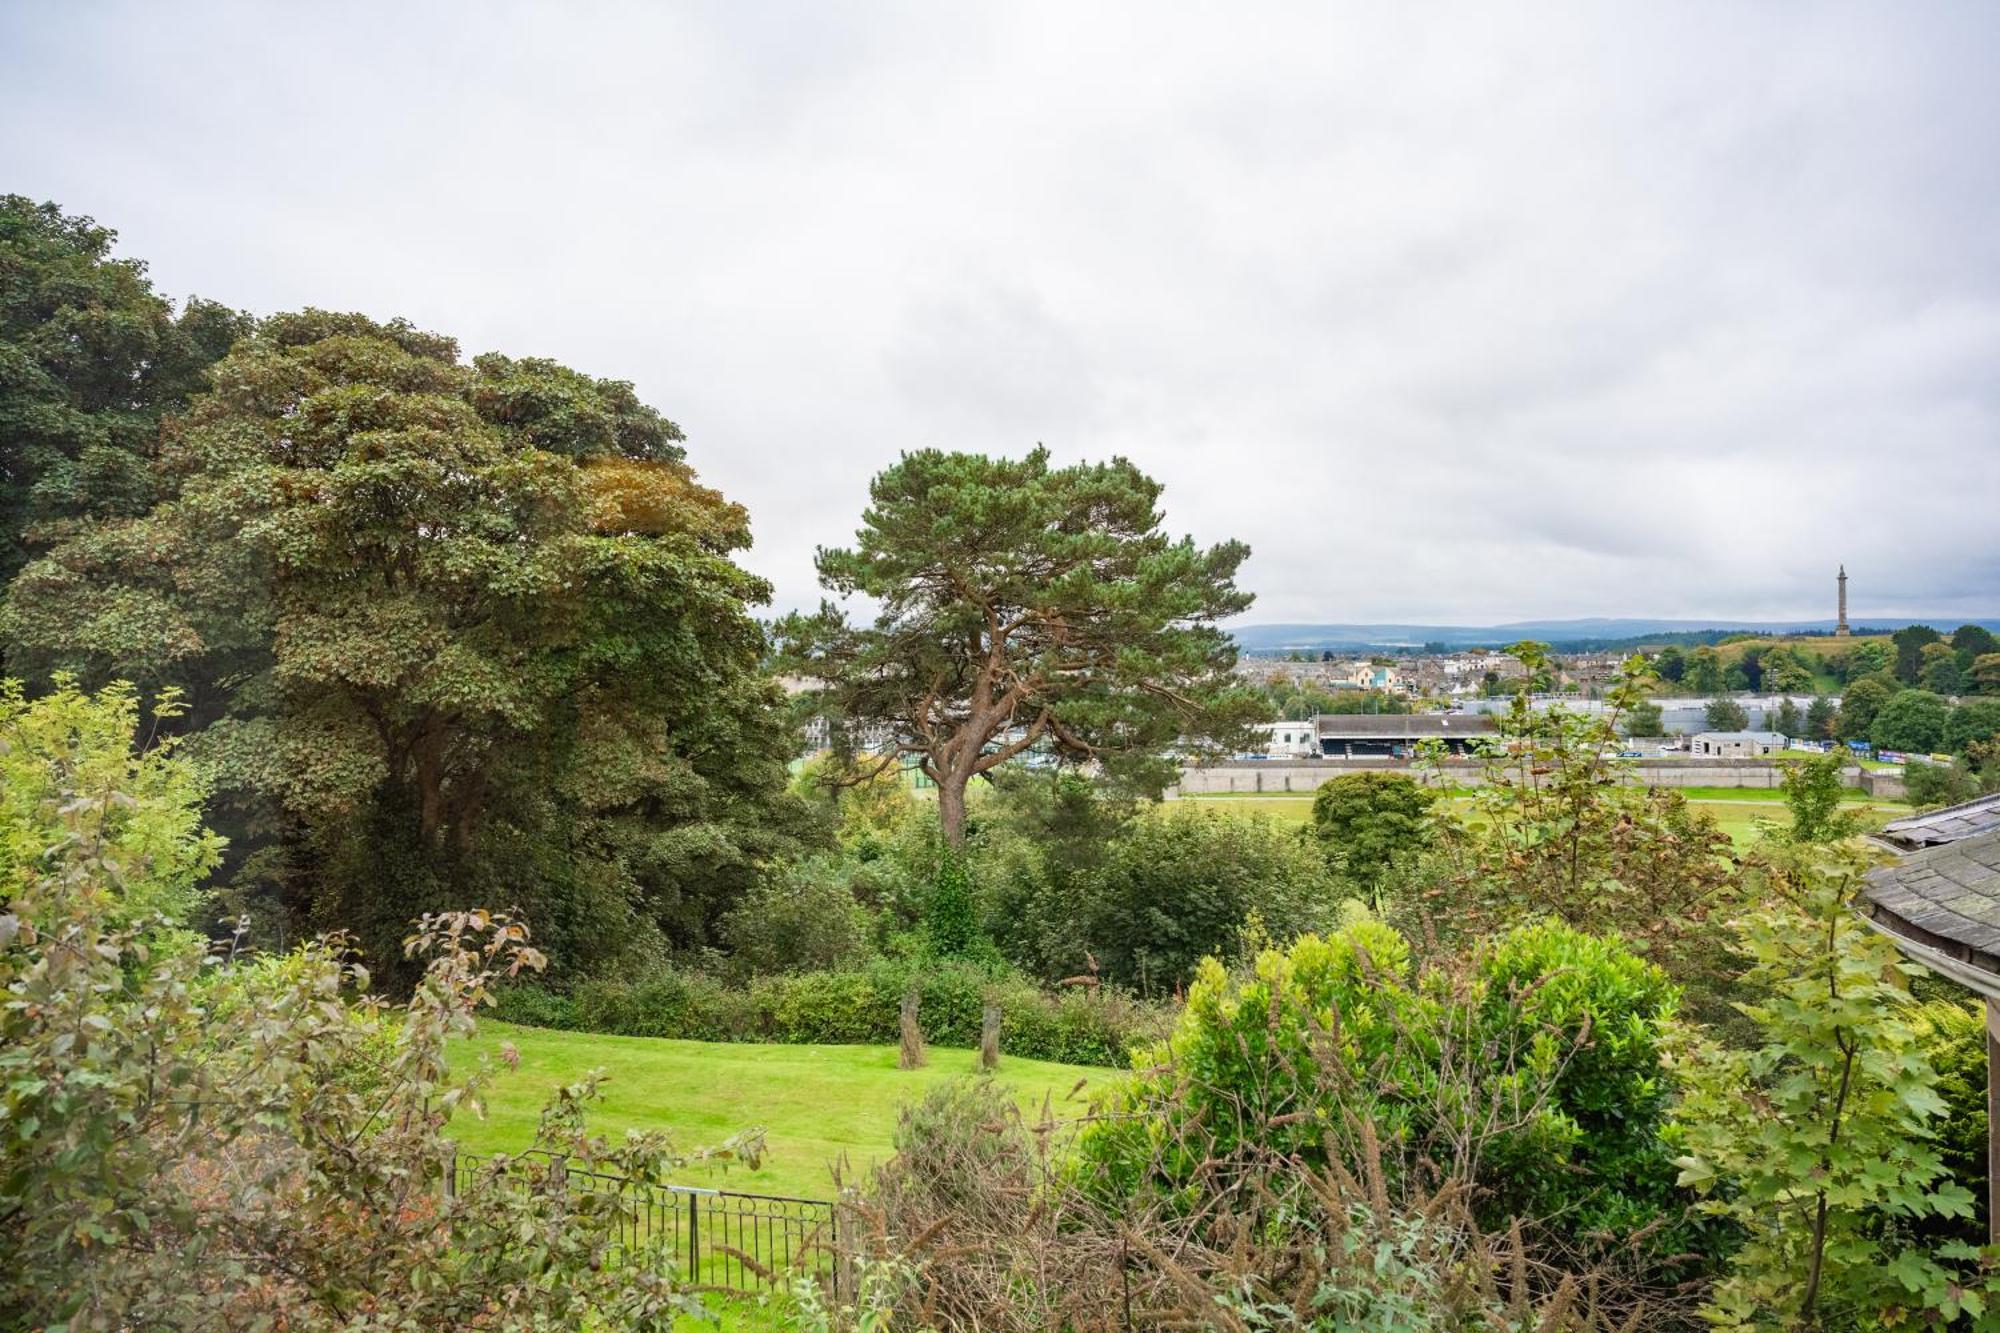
left=687, top=1189, right=700, bottom=1280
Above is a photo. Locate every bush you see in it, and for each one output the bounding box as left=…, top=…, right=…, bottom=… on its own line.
left=1080, top=803, right=1338, bottom=996
left=718, top=855, right=876, bottom=978
left=575, top=968, right=756, bottom=1041
left=1308, top=770, right=1437, bottom=892
left=975, top=774, right=1133, bottom=985
left=1780, top=749, right=1851, bottom=843
left=1906, top=758, right=1980, bottom=810
left=0, top=691, right=732, bottom=1327
left=1474, top=921, right=1688, bottom=1238
left=490, top=981, right=583, bottom=1030
left=0, top=677, right=222, bottom=935
left=1909, top=999, right=1989, bottom=1246
left=1671, top=847, right=1989, bottom=1326
left=1075, top=919, right=1694, bottom=1256
left=1412, top=670, right=1733, bottom=1028
left=495, top=959, right=1169, bottom=1068
left=809, top=1007, right=1684, bottom=1327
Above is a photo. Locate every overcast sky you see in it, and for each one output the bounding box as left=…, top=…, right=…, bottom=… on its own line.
left=4, top=2, right=1997, bottom=626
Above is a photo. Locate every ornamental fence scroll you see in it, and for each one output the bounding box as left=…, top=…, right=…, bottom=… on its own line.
left=448, top=1149, right=840, bottom=1297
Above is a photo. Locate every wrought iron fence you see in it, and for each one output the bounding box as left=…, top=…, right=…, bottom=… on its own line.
left=448, top=1150, right=839, bottom=1297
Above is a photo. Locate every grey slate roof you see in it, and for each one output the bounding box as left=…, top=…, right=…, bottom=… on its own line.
left=1313, top=713, right=1499, bottom=738
left=1877, top=793, right=2000, bottom=851
left=1864, top=826, right=2000, bottom=958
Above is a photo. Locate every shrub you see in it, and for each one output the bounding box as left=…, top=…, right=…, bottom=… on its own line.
left=574, top=968, right=756, bottom=1041
left=1308, top=770, right=1437, bottom=893
left=976, top=773, right=1134, bottom=985
left=1076, top=919, right=1693, bottom=1258
left=1908, top=998, right=1989, bottom=1246
left=0, top=706, right=739, bottom=1331
left=1905, top=758, right=1980, bottom=810
left=1671, top=847, right=1989, bottom=1327
left=1080, top=803, right=1338, bottom=996
left=490, top=981, right=583, bottom=1029
left=1474, top=921, right=1687, bottom=1238
left=1412, top=654, right=1734, bottom=1028
left=496, top=959, right=1169, bottom=1068
left=1780, top=749, right=1852, bottom=843
left=719, top=856, right=876, bottom=978
left=810, top=1068, right=1675, bottom=1328
left=0, top=676, right=222, bottom=936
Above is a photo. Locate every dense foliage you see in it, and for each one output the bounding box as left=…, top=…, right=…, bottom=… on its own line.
left=1780, top=750, right=1853, bottom=844
left=1672, top=848, right=1990, bottom=1327
left=800, top=1075, right=1653, bottom=1332
left=0, top=196, right=249, bottom=599
left=5, top=309, right=815, bottom=976
left=1870, top=688, right=1952, bottom=753
left=1076, top=920, right=1695, bottom=1257
left=978, top=795, right=1337, bottom=994
left=492, top=957, right=1167, bottom=1068
left=1308, top=770, right=1437, bottom=899
left=1, top=676, right=222, bottom=934
left=0, top=683, right=742, bottom=1328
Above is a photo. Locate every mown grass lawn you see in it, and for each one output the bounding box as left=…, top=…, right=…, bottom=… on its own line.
left=449, top=1022, right=1114, bottom=1201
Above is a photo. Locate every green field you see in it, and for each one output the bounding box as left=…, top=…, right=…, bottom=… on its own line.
left=450, top=1023, right=1111, bottom=1201
left=1173, top=787, right=1910, bottom=850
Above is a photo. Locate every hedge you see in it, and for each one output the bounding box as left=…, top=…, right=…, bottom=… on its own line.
left=490, top=959, right=1168, bottom=1068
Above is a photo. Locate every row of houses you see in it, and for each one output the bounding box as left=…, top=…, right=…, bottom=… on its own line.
left=1453, top=693, right=1837, bottom=736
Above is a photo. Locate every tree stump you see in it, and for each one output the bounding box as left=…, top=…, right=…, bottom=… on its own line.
left=898, top=988, right=927, bottom=1069
left=979, top=1001, right=1001, bottom=1071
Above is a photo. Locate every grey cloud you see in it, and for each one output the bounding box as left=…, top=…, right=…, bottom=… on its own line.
left=2, top=0, right=1995, bottom=626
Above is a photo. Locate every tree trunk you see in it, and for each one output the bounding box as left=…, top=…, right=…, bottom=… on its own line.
left=979, top=1001, right=1001, bottom=1071
left=898, top=988, right=927, bottom=1070
left=937, top=768, right=970, bottom=850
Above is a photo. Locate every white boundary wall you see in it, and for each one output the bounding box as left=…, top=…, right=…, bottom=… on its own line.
left=1171, top=758, right=1865, bottom=795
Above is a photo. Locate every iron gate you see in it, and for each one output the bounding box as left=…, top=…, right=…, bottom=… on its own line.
left=449, top=1150, right=839, bottom=1296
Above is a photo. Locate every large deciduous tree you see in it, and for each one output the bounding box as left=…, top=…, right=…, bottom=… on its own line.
left=1892, top=624, right=1942, bottom=685
left=780, top=447, right=1259, bottom=848
left=1869, top=689, right=1951, bottom=754
left=0, top=196, right=247, bottom=596
left=3, top=310, right=813, bottom=973
left=1704, top=696, right=1749, bottom=731
left=1837, top=676, right=1895, bottom=741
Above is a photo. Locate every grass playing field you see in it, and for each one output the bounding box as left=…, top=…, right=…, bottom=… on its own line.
left=449, top=1022, right=1113, bottom=1202
left=1172, top=787, right=1910, bottom=850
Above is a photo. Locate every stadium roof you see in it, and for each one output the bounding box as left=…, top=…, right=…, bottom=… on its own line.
left=1313, top=713, right=1498, bottom=737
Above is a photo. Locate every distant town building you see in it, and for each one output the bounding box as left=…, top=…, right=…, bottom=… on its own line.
left=1690, top=730, right=1787, bottom=758
left=1346, top=662, right=1399, bottom=691
left=1247, top=720, right=1318, bottom=758
left=1313, top=712, right=1497, bottom=758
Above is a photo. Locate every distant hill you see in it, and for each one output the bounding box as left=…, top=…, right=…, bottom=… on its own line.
left=1232, top=617, right=2000, bottom=653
